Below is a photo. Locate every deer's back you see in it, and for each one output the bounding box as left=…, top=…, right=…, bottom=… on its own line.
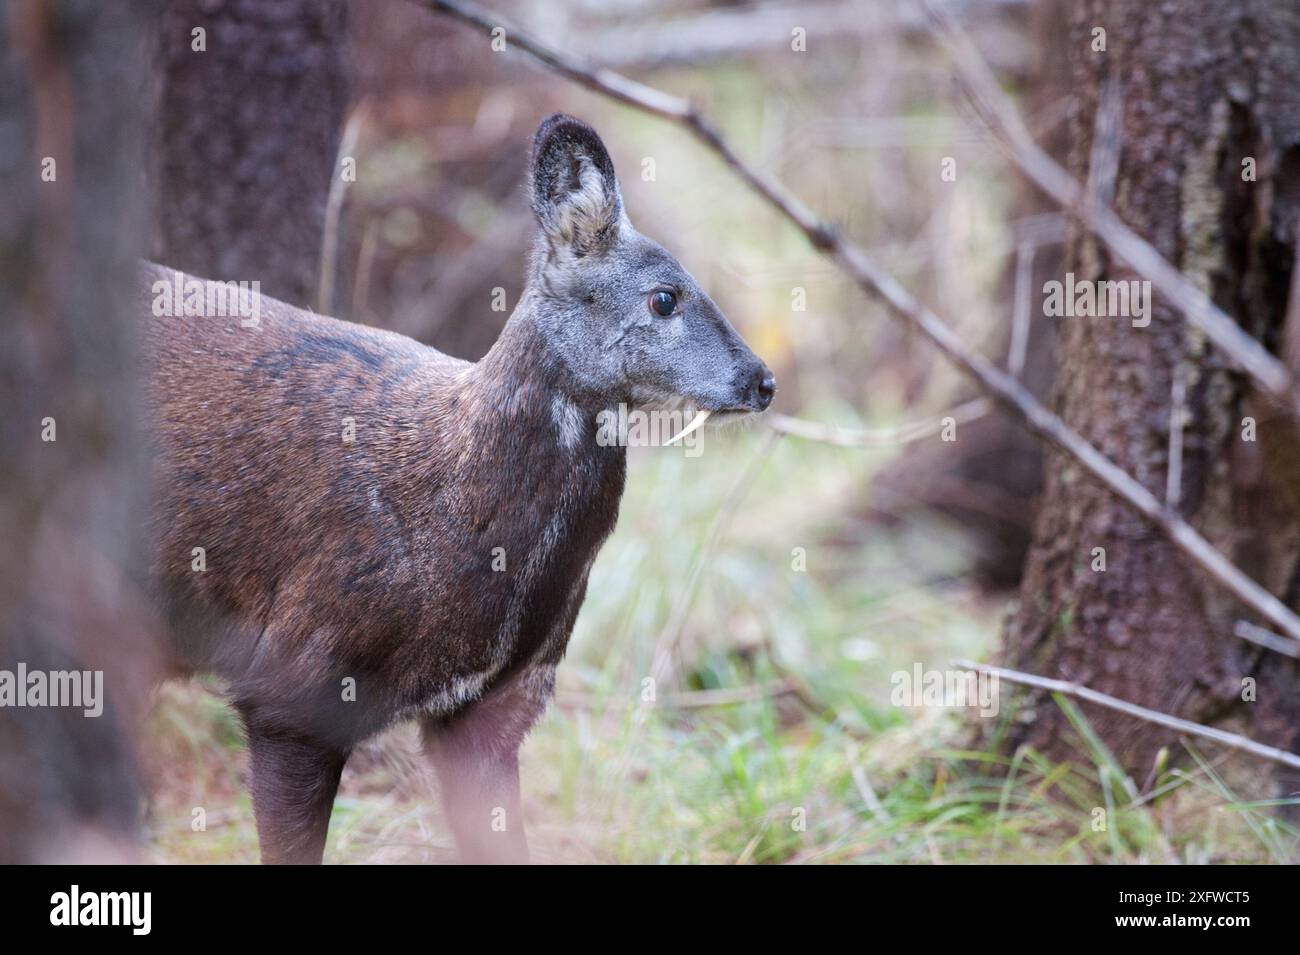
left=144, top=265, right=513, bottom=738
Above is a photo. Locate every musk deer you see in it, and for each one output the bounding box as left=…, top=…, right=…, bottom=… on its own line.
left=146, top=114, right=774, bottom=863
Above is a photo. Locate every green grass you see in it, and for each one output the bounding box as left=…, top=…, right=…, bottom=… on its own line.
left=142, top=424, right=1299, bottom=864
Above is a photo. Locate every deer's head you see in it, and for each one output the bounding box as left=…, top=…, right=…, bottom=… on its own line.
left=524, top=114, right=774, bottom=421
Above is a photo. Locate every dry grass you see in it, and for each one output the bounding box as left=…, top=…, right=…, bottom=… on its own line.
left=143, top=431, right=1297, bottom=864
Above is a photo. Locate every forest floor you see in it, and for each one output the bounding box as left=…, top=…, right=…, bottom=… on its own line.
left=142, top=418, right=1297, bottom=863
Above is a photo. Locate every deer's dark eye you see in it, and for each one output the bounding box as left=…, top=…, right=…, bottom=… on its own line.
left=649, top=290, right=677, bottom=317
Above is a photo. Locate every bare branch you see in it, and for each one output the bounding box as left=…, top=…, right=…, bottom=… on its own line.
left=955, top=660, right=1300, bottom=772
left=317, top=102, right=367, bottom=315
left=414, top=0, right=1300, bottom=645
left=923, top=0, right=1298, bottom=408
left=1234, top=620, right=1300, bottom=660
left=580, top=0, right=1028, bottom=73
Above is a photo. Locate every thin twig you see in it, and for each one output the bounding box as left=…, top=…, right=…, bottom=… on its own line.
left=317, top=103, right=367, bottom=314
left=414, top=0, right=1300, bottom=646
left=848, top=756, right=892, bottom=824
left=766, top=398, right=990, bottom=447
left=954, top=659, right=1300, bottom=772
left=1126, top=749, right=1233, bottom=811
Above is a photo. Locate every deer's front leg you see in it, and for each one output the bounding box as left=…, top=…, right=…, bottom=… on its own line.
left=422, top=667, right=554, bottom=864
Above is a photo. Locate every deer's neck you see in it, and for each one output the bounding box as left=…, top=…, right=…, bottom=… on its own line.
left=420, top=310, right=627, bottom=547
left=466, top=306, right=617, bottom=446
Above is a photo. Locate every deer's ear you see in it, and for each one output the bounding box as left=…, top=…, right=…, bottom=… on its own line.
left=530, top=114, right=623, bottom=256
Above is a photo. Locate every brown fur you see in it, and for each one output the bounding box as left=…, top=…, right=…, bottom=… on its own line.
left=142, top=113, right=771, bottom=864
left=144, top=263, right=625, bottom=862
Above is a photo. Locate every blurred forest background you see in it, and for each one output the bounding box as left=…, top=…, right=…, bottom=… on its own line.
left=4, top=0, right=1300, bottom=862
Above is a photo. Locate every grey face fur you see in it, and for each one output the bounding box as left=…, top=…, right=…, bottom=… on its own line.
left=526, top=114, right=774, bottom=415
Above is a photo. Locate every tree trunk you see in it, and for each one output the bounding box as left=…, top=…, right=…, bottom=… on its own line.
left=0, top=0, right=157, bottom=861
left=1002, top=0, right=1300, bottom=783
left=153, top=0, right=349, bottom=307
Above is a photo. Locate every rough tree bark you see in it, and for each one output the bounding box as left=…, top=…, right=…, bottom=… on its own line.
left=1002, top=0, right=1300, bottom=782
left=154, top=0, right=349, bottom=307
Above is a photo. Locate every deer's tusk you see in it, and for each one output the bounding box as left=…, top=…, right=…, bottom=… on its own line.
left=665, top=409, right=710, bottom=446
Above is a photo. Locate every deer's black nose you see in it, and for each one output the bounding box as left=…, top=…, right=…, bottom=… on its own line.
left=749, top=366, right=776, bottom=411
